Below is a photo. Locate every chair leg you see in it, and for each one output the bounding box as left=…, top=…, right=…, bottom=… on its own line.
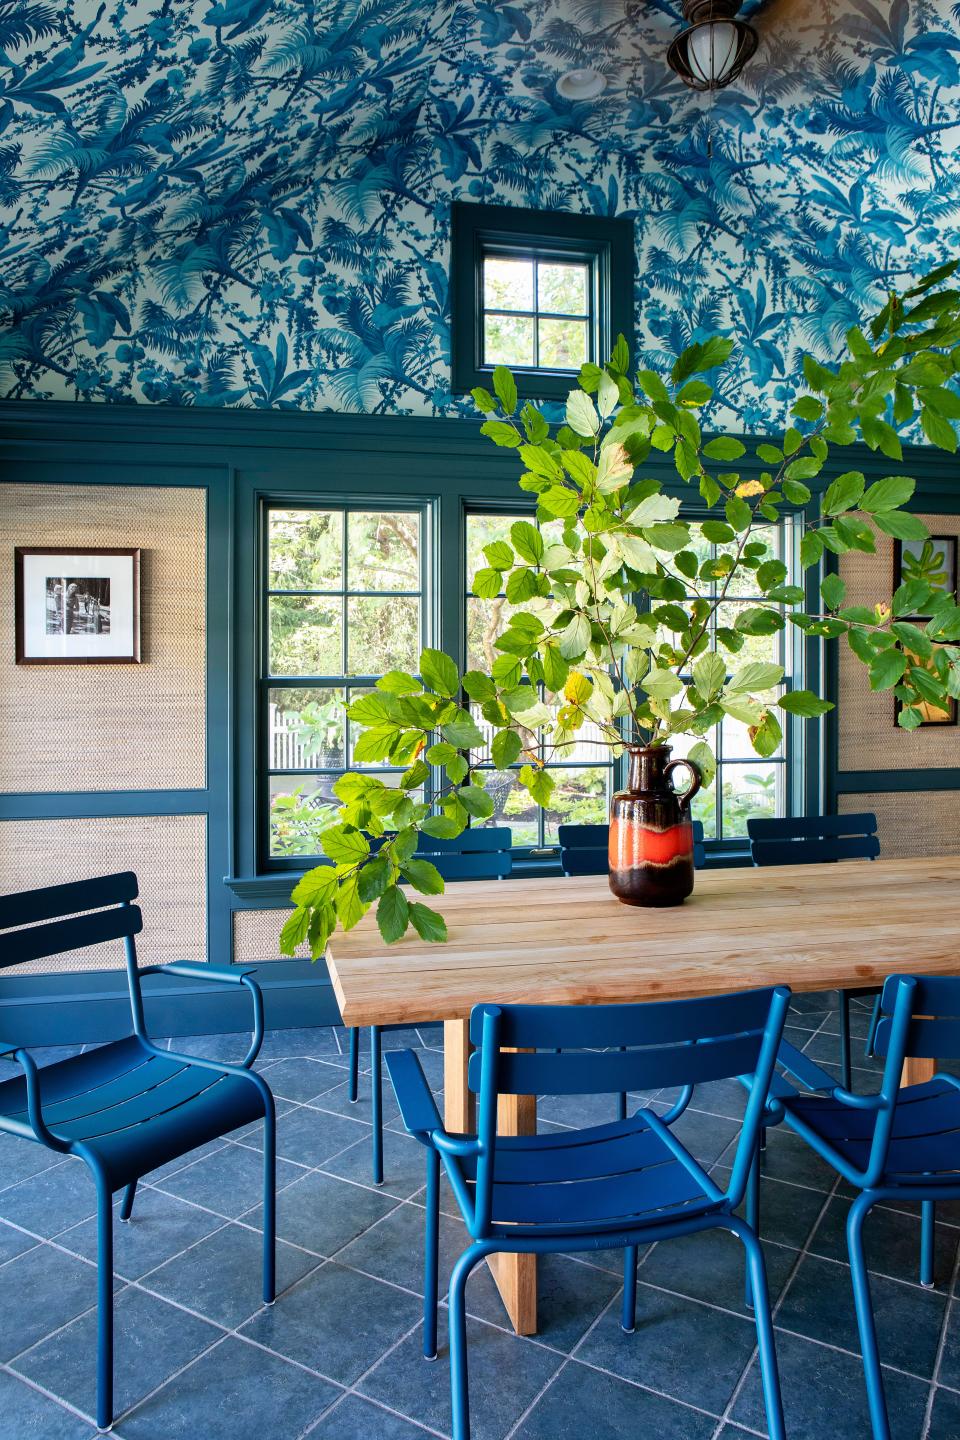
left=616, top=1046, right=627, bottom=1121
left=745, top=1144, right=761, bottom=1309
left=848, top=1193, right=892, bottom=1440
left=348, top=1027, right=359, bottom=1103
left=730, top=1216, right=786, bottom=1440
left=118, top=1181, right=137, bottom=1223
left=921, top=1200, right=936, bottom=1288
left=864, top=993, right=882, bottom=1060
left=621, top=1246, right=638, bottom=1332
left=262, top=1091, right=277, bottom=1305
left=94, top=1171, right=114, bottom=1432
left=449, top=1243, right=491, bottom=1440
left=371, top=1025, right=383, bottom=1185
left=424, top=1148, right=440, bottom=1359
left=838, top=989, right=852, bottom=1091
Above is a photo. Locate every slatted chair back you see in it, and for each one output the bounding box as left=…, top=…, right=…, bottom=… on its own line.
left=415, top=827, right=512, bottom=881
left=559, top=821, right=705, bottom=875
left=747, top=813, right=880, bottom=867
left=0, top=872, right=142, bottom=972
left=464, top=986, right=790, bottom=1234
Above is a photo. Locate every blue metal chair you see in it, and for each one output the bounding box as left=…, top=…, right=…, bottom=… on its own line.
left=387, top=985, right=791, bottom=1440
left=747, top=812, right=882, bottom=1088
left=558, top=819, right=706, bottom=875
left=0, top=872, right=276, bottom=1433
left=347, top=827, right=512, bottom=1183
left=760, top=973, right=960, bottom=1440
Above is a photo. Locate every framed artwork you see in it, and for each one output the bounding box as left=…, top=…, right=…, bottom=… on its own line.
left=895, top=646, right=958, bottom=727
left=15, top=547, right=141, bottom=664
left=893, top=535, right=958, bottom=618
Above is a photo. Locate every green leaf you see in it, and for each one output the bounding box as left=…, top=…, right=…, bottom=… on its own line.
left=700, top=474, right=721, bottom=508
left=493, top=365, right=517, bottom=415
left=784, top=456, right=822, bottom=481
left=644, top=667, right=684, bottom=699
left=566, top=389, right=599, bottom=437
left=421, top=815, right=466, bottom=840
left=557, top=613, right=591, bottom=659
left=540, top=485, right=582, bottom=518
left=376, top=885, right=409, bottom=944
left=462, top=670, right=496, bottom=701
left=541, top=643, right=569, bottom=693
left=779, top=690, right=833, bottom=717
left=820, top=572, right=846, bottom=610
left=792, top=396, right=824, bottom=422
left=822, top=471, right=865, bottom=515
left=728, top=661, right=784, bottom=691
left=401, top=760, right=430, bottom=791
left=677, top=379, right=713, bottom=407
left=735, top=608, right=785, bottom=636
left=861, top=415, right=902, bottom=460
left=921, top=407, right=958, bottom=452
left=442, top=711, right=486, bottom=749
left=873, top=511, right=929, bottom=541
left=279, top=906, right=310, bottom=954
left=291, top=865, right=338, bottom=907
left=335, top=871, right=365, bottom=931
left=869, top=649, right=908, bottom=691
left=459, top=784, right=495, bottom=819
left=692, top=652, right=726, bottom=698
left=472, top=566, right=503, bottom=599
left=377, top=670, right=422, bottom=695
left=471, top=386, right=496, bottom=414
left=420, top=648, right=459, bottom=697
left=357, top=854, right=391, bottom=903
left=511, top=520, right=544, bottom=564
left=860, top=476, right=915, bottom=512
left=505, top=567, right=539, bottom=602
left=701, top=519, right=735, bottom=543
left=750, top=710, right=783, bottom=758
left=637, top=368, right=670, bottom=403
left=483, top=540, right=514, bottom=569
left=408, top=902, right=447, bottom=943
left=703, top=436, right=747, bottom=461
left=782, top=479, right=812, bottom=506
left=401, top=858, right=445, bottom=895
left=725, top=496, right=752, bottom=532
left=492, top=728, right=523, bottom=769
left=480, top=420, right=521, bottom=448
left=321, top=825, right=370, bottom=867
left=520, top=764, right=555, bottom=806
left=890, top=621, right=934, bottom=660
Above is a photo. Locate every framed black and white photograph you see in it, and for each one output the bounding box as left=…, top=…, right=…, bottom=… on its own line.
left=893, top=535, right=958, bottom=618
left=15, top=547, right=141, bottom=664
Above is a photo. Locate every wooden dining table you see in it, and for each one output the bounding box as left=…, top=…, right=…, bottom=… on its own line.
left=326, top=854, right=960, bottom=1337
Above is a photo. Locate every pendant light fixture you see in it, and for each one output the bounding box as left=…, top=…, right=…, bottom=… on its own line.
left=666, top=0, right=758, bottom=91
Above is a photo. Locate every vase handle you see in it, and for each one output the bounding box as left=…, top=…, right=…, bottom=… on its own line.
left=665, top=757, right=702, bottom=811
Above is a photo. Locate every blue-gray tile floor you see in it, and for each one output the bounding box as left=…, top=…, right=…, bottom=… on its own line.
left=0, top=994, right=957, bottom=1438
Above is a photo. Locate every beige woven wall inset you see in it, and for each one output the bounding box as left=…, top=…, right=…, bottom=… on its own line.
left=0, top=814, right=206, bottom=972
left=234, top=908, right=309, bottom=962
left=0, top=483, right=206, bottom=792
left=839, top=791, right=960, bottom=859
left=838, top=514, right=960, bottom=772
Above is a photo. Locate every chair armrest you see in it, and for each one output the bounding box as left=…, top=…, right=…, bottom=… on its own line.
left=0, top=1039, right=21, bottom=1061
left=139, top=964, right=264, bottom=1067
left=777, top=1039, right=838, bottom=1095
left=385, top=1049, right=443, bottom=1141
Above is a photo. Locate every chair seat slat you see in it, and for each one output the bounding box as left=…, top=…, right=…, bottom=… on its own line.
left=490, top=1156, right=709, bottom=1227
left=460, top=1116, right=670, bottom=1184
left=0, top=1036, right=149, bottom=1119
left=53, top=1069, right=227, bottom=1142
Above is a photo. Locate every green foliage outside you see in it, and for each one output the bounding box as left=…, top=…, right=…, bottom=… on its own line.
left=280, top=261, right=960, bottom=961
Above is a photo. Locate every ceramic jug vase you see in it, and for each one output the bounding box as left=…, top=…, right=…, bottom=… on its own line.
left=608, top=745, right=702, bottom=907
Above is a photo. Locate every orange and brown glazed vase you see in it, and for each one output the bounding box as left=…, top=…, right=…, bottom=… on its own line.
left=609, top=745, right=702, bottom=907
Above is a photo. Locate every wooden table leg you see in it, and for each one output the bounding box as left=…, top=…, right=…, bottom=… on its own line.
left=902, top=1055, right=938, bottom=1087
left=442, top=1020, right=538, bottom=1336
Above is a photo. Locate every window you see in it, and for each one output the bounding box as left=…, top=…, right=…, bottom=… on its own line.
left=668, top=518, right=800, bottom=848
left=262, top=505, right=426, bottom=866
left=451, top=202, right=634, bottom=401
left=464, top=510, right=615, bottom=851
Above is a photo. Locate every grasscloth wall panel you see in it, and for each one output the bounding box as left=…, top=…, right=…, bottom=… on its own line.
left=0, top=814, right=206, bottom=972
left=839, top=791, right=960, bottom=860
left=0, top=483, right=206, bottom=792
left=233, top=909, right=309, bottom=962
left=838, top=514, right=960, bottom=772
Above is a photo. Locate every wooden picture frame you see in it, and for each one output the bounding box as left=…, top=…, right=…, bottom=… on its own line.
left=15, top=546, right=141, bottom=664
left=893, top=535, right=958, bottom=618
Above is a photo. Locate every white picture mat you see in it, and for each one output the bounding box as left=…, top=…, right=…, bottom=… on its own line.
left=21, top=552, right=136, bottom=659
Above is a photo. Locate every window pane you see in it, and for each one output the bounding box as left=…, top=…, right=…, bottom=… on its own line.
left=269, top=596, right=342, bottom=675
left=716, top=602, right=783, bottom=668
left=269, top=510, right=342, bottom=591
left=538, top=262, right=588, bottom=315
left=543, top=767, right=611, bottom=843
left=484, top=313, right=535, bottom=368
left=484, top=257, right=534, bottom=311
left=347, top=511, right=420, bottom=592
left=269, top=774, right=341, bottom=856
left=347, top=595, right=420, bottom=674
left=722, top=763, right=781, bottom=837
left=537, top=318, right=587, bottom=369
left=267, top=688, right=345, bottom=769
left=481, top=776, right=540, bottom=847
left=466, top=513, right=514, bottom=588
left=467, top=594, right=523, bottom=671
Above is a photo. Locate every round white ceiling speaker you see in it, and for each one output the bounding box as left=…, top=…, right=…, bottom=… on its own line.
left=557, top=67, right=608, bottom=101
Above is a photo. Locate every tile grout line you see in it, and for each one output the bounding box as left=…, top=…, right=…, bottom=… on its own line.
left=920, top=1226, right=960, bottom=1439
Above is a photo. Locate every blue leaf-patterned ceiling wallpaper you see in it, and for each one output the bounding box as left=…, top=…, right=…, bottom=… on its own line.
left=1, top=0, right=958, bottom=429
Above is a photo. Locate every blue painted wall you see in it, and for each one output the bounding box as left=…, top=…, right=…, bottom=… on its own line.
left=1, top=0, right=958, bottom=428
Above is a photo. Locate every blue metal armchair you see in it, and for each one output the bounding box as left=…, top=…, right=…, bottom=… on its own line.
left=346, top=827, right=512, bottom=1184
left=558, top=819, right=706, bottom=875
left=387, top=985, right=791, bottom=1440
left=747, top=812, right=882, bottom=1087
left=0, top=872, right=276, bottom=1432
left=761, top=973, right=960, bottom=1440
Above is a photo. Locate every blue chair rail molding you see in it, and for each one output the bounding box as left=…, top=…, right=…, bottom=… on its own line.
left=760, top=973, right=960, bottom=1440
left=0, top=872, right=277, bottom=1432
left=388, top=985, right=792, bottom=1440
left=748, top=812, right=882, bottom=1087
left=349, top=827, right=513, bottom=1185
